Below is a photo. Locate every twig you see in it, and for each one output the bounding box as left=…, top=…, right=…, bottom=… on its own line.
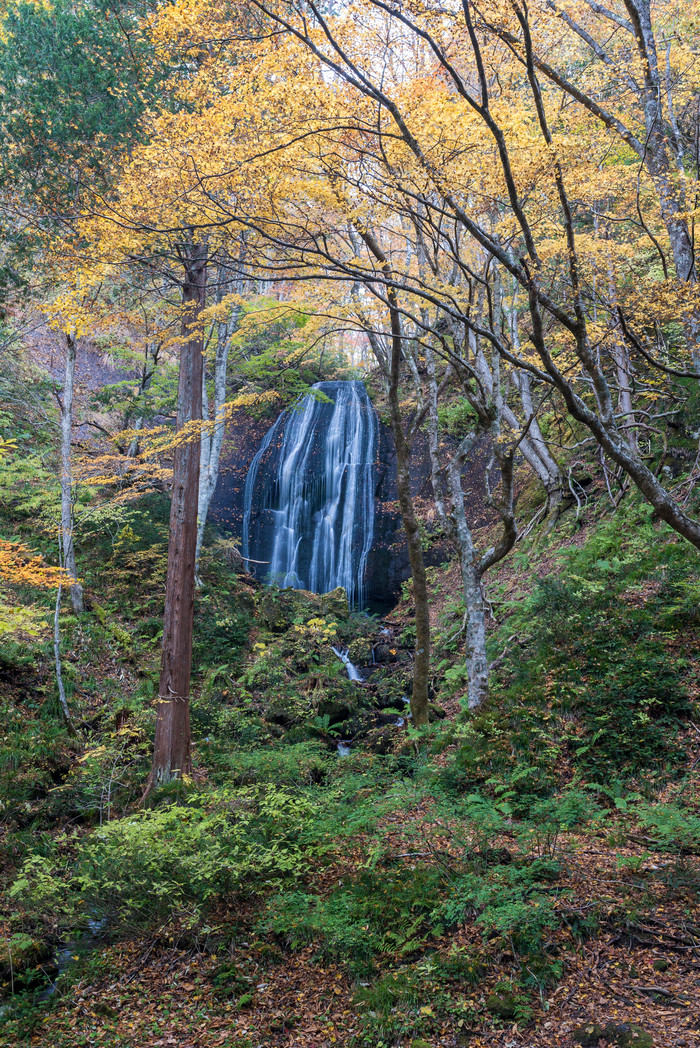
left=488, top=634, right=519, bottom=673
left=517, top=501, right=547, bottom=541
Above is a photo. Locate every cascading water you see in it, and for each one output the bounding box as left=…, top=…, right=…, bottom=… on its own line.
left=242, top=381, right=378, bottom=608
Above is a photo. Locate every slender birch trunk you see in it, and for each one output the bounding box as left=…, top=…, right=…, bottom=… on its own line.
left=195, top=276, right=239, bottom=577
left=54, top=574, right=77, bottom=736
left=60, top=332, right=83, bottom=614
left=127, top=341, right=159, bottom=458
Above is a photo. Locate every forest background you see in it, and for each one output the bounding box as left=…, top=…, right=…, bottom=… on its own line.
left=1, top=1, right=700, bottom=1046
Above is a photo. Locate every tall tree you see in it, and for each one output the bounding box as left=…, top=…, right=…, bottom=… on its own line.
left=244, top=0, right=700, bottom=551
left=149, top=242, right=207, bottom=788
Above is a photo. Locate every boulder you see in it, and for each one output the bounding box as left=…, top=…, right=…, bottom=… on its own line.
left=485, top=990, right=518, bottom=1021
left=572, top=1024, right=604, bottom=1046
left=347, top=638, right=372, bottom=665
left=319, top=587, right=350, bottom=620
left=604, top=1024, right=653, bottom=1048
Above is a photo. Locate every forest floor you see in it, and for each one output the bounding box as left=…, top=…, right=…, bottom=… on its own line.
left=3, top=446, right=700, bottom=1047
left=7, top=804, right=700, bottom=1048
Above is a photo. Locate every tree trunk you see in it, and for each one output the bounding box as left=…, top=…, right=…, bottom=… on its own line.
left=494, top=287, right=563, bottom=515
left=127, top=341, right=159, bottom=458
left=424, top=344, right=449, bottom=528
left=445, top=446, right=489, bottom=709
left=390, top=388, right=431, bottom=727
left=352, top=222, right=431, bottom=727
left=195, top=276, right=239, bottom=578
left=60, top=332, right=83, bottom=614
left=148, top=244, right=207, bottom=789
left=54, top=578, right=77, bottom=736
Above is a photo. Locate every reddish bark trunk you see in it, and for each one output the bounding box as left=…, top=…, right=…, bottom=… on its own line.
left=148, top=244, right=207, bottom=789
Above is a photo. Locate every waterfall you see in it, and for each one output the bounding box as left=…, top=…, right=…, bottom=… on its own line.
left=242, top=381, right=378, bottom=608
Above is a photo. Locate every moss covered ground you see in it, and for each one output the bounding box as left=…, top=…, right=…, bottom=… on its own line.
left=1, top=475, right=700, bottom=1047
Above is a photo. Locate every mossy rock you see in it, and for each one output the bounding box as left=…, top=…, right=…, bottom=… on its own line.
left=347, top=638, right=371, bottom=664
left=485, top=991, right=517, bottom=1020
left=572, top=1024, right=604, bottom=1046
left=257, top=587, right=349, bottom=633
left=604, top=1024, right=653, bottom=1048
left=257, top=589, right=305, bottom=632
left=410, top=1041, right=433, bottom=1048
left=319, top=587, right=350, bottom=620
left=652, top=958, right=669, bottom=972
left=232, top=584, right=257, bottom=615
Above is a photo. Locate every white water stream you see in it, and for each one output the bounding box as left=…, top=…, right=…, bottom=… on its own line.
left=332, top=645, right=365, bottom=682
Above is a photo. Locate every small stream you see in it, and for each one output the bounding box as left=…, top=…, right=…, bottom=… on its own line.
left=330, top=647, right=410, bottom=759
left=0, top=917, right=107, bottom=1018
left=331, top=646, right=365, bottom=682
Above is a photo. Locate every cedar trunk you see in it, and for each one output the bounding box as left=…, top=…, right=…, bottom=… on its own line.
left=149, top=245, right=207, bottom=788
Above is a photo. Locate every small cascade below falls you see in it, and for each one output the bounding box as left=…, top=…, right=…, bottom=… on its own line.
left=242, top=381, right=378, bottom=608
left=332, top=646, right=365, bottom=682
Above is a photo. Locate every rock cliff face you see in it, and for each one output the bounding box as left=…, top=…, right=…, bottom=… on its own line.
left=209, top=404, right=494, bottom=608
left=365, top=422, right=494, bottom=608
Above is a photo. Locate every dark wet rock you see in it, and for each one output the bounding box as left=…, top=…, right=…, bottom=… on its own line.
left=317, top=697, right=354, bottom=726
left=374, top=643, right=398, bottom=663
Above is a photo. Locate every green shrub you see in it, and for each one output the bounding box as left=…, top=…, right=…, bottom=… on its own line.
left=436, top=862, right=562, bottom=984
left=479, top=503, right=694, bottom=784
left=635, top=802, right=700, bottom=853
left=260, top=865, right=446, bottom=975
left=437, top=397, right=478, bottom=438
left=11, top=786, right=312, bottom=933
left=202, top=741, right=330, bottom=786
left=259, top=889, right=382, bottom=974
